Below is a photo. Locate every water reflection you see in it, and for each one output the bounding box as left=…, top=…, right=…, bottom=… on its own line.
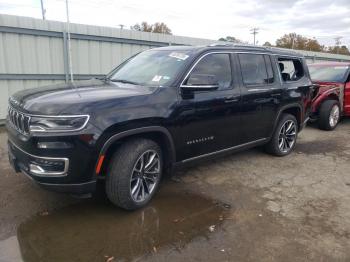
left=17, top=184, right=228, bottom=261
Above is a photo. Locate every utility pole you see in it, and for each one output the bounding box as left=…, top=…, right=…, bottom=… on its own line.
left=250, top=28, right=259, bottom=45
left=118, top=24, right=125, bottom=30
left=334, top=36, right=342, bottom=54
left=65, top=0, right=74, bottom=82
left=291, top=34, right=296, bottom=49
left=40, top=0, right=46, bottom=20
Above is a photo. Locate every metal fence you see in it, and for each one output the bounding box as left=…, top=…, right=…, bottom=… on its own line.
left=1, top=13, right=350, bottom=120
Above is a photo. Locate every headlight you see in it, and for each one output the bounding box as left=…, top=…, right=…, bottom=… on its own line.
left=29, top=115, right=89, bottom=133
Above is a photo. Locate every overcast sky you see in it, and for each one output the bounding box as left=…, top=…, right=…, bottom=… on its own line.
left=0, top=0, right=349, bottom=47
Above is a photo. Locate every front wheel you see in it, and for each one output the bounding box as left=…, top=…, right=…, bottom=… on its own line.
left=265, top=113, right=298, bottom=156
left=318, top=100, right=340, bottom=131
left=106, top=138, right=163, bottom=210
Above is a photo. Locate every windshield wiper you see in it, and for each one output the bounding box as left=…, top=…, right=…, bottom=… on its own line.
left=109, top=79, right=140, bottom=85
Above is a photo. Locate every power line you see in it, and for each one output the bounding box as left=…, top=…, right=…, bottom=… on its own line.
left=334, top=36, right=343, bottom=54
left=250, top=28, right=259, bottom=45
left=334, top=36, right=342, bottom=46
left=65, top=0, right=74, bottom=82
left=40, top=0, right=46, bottom=20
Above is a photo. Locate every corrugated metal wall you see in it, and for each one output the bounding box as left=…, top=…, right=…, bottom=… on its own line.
left=1, top=13, right=350, bottom=120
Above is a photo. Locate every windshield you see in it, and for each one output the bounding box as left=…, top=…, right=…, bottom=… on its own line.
left=308, top=65, right=349, bottom=82
left=109, top=50, right=193, bottom=86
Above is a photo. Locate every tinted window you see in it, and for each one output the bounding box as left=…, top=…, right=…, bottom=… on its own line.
left=238, top=54, right=269, bottom=85
left=278, top=58, right=304, bottom=82
left=186, top=53, right=232, bottom=89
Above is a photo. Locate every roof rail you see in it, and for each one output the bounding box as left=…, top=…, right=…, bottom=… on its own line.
left=208, top=42, right=267, bottom=50
left=207, top=42, right=235, bottom=47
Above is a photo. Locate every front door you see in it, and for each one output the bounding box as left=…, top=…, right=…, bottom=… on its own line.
left=175, top=52, right=241, bottom=161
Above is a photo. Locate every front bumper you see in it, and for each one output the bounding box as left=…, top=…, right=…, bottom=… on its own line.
left=8, top=140, right=97, bottom=194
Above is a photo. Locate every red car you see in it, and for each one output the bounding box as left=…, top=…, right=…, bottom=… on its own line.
left=308, top=62, right=350, bottom=130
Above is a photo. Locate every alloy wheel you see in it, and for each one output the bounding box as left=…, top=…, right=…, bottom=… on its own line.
left=329, top=104, right=340, bottom=128
left=130, top=150, right=161, bottom=202
left=278, top=120, right=297, bottom=153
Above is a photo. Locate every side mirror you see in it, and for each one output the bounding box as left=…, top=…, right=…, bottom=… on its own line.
left=181, top=74, right=219, bottom=91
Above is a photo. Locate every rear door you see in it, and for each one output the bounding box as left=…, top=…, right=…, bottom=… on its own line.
left=237, top=53, right=283, bottom=143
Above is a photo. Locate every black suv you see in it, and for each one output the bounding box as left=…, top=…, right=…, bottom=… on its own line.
left=7, top=44, right=312, bottom=210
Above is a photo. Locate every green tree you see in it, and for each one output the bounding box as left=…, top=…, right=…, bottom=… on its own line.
left=218, top=36, right=242, bottom=43
left=275, top=33, right=324, bottom=52
left=306, top=38, right=324, bottom=52
left=327, top=45, right=350, bottom=55
left=263, top=41, right=272, bottom=47
left=131, top=22, right=172, bottom=34
left=152, top=22, right=172, bottom=34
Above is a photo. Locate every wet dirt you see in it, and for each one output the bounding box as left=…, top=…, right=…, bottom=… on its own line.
left=16, top=183, right=229, bottom=262
left=1, top=120, right=350, bottom=261
left=295, top=139, right=349, bottom=156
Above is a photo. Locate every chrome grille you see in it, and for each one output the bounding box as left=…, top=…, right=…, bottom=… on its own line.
left=7, top=106, right=31, bottom=135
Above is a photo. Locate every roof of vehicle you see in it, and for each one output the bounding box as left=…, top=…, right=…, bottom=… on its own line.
left=153, top=43, right=304, bottom=58
left=308, top=61, right=350, bottom=67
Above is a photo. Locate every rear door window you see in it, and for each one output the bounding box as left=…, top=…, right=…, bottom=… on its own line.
left=278, top=57, right=304, bottom=82
left=238, top=54, right=271, bottom=86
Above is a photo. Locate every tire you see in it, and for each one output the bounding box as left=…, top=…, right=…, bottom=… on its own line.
left=265, top=113, right=298, bottom=156
left=318, top=100, right=341, bottom=131
left=106, top=138, right=163, bottom=210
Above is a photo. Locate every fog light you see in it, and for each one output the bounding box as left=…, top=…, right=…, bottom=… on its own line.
left=29, top=158, right=68, bottom=176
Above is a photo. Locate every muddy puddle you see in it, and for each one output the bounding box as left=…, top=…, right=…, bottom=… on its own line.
left=16, top=183, right=229, bottom=262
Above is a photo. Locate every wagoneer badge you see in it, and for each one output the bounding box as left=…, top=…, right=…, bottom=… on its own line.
left=186, top=136, right=214, bottom=145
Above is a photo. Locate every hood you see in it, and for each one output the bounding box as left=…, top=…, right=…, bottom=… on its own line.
left=10, top=79, right=156, bottom=115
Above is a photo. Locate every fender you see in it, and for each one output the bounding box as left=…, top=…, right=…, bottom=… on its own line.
left=270, top=103, right=303, bottom=137
left=95, top=126, right=176, bottom=175
left=311, top=86, right=341, bottom=113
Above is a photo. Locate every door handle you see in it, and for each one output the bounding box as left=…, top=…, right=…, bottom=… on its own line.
left=224, top=96, right=239, bottom=103
left=271, top=93, right=281, bottom=97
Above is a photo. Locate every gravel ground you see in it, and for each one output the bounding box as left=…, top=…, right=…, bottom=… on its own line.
left=0, top=119, right=350, bottom=261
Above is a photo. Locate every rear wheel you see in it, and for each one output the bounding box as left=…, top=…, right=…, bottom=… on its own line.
left=106, top=138, right=163, bottom=210
left=318, top=100, right=340, bottom=131
left=265, top=113, right=298, bottom=156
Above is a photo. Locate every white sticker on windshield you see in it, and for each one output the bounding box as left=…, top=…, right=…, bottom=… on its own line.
left=334, top=66, right=348, bottom=69
left=152, top=75, right=162, bottom=82
left=333, top=66, right=348, bottom=70
left=169, top=52, right=189, bottom=60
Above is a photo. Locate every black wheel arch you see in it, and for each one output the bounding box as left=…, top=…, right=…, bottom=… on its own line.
left=271, top=103, right=303, bottom=136
left=95, top=126, right=176, bottom=176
